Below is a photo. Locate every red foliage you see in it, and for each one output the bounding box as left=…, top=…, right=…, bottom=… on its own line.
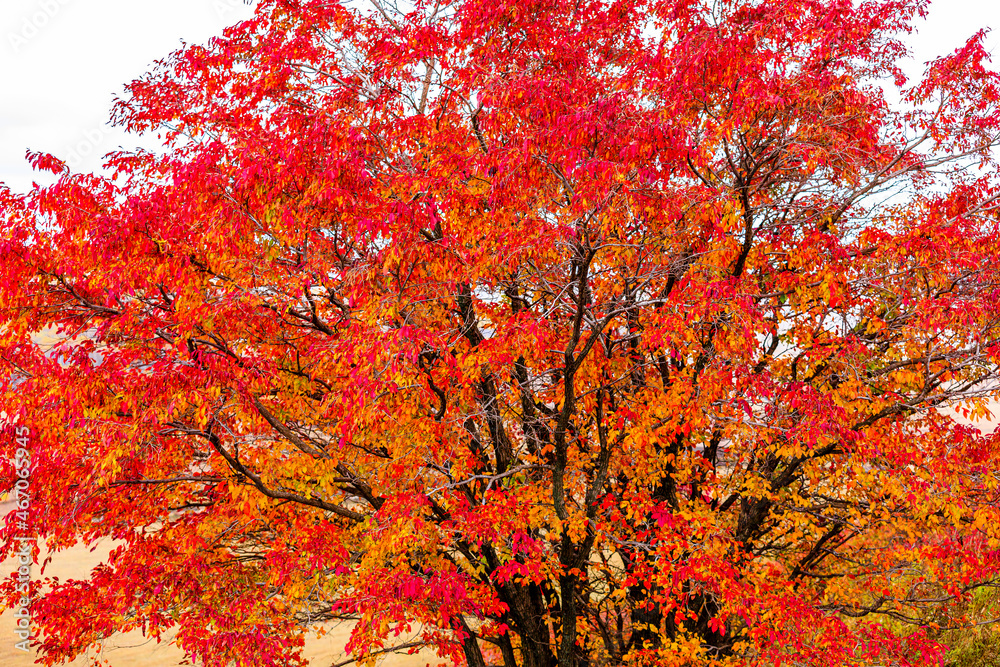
left=3, top=0, right=1000, bottom=665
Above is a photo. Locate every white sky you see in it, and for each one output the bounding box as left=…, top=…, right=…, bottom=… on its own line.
left=0, top=0, right=256, bottom=193
left=0, top=0, right=998, bottom=194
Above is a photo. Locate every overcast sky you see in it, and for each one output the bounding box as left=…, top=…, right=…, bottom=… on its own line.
left=0, top=0, right=998, bottom=194
left=0, top=0, right=256, bottom=193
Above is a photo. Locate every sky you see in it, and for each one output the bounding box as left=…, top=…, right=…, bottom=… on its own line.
left=0, top=0, right=256, bottom=194
left=0, top=0, right=998, bottom=194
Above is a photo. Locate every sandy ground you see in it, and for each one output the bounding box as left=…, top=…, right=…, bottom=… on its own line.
left=0, top=510, right=445, bottom=667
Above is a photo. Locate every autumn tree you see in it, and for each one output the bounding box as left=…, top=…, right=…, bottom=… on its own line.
left=3, top=0, right=1000, bottom=665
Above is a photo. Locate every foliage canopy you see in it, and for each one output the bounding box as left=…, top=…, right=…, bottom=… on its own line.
left=3, top=0, right=1000, bottom=665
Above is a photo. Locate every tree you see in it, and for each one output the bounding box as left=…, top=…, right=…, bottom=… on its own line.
left=2, top=0, right=1000, bottom=665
